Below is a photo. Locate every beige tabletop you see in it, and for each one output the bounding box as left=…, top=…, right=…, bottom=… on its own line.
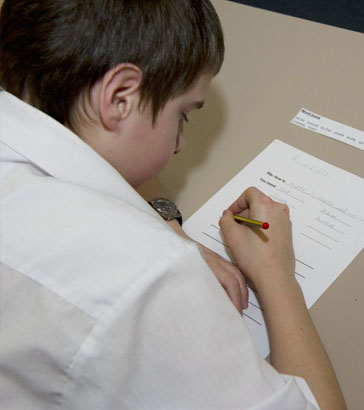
left=160, top=1, right=364, bottom=408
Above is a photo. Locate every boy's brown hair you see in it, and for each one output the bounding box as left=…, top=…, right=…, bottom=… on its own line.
left=0, top=0, right=224, bottom=126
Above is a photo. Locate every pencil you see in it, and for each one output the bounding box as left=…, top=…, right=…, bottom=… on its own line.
left=233, top=215, right=269, bottom=230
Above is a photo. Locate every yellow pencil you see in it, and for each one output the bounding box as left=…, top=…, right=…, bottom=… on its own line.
left=233, top=215, right=269, bottom=230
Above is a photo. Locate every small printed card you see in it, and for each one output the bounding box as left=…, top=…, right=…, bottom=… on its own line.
left=291, top=108, right=364, bottom=151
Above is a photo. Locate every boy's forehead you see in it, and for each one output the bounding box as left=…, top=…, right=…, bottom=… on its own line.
left=195, top=73, right=213, bottom=93
left=182, top=73, right=213, bottom=104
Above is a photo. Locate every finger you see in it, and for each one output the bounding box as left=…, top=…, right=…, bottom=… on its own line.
left=222, top=262, right=249, bottom=309
left=219, top=209, right=251, bottom=250
left=241, top=276, right=249, bottom=310
left=233, top=209, right=250, bottom=219
left=219, top=209, right=237, bottom=232
left=200, top=244, right=244, bottom=312
left=221, top=272, right=243, bottom=313
left=229, top=266, right=249, bottom=310
left=228, top=186, right=266, bottom=215
left=229, top=271, right=249, bottom=310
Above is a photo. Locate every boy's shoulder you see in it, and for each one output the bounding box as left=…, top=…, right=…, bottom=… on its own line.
left=1, top=165, right=201, bottom=316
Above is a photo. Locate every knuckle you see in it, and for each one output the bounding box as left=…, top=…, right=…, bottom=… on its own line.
left=259, top=195, right=273, bottom=208
left=280, top=203, right=290, bottom=215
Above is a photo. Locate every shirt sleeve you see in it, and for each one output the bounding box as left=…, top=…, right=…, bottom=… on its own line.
left=61, top=240, right=319, bottom=410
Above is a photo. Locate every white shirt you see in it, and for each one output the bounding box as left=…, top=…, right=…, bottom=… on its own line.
left=0, top=91, right=319, bottom=410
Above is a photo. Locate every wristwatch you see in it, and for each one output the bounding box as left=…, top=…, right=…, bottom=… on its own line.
left=148, top=198, right=183, bottom=226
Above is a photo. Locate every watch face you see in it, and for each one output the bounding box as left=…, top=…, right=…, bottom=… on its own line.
left=150, top=198, right=181, bottom=221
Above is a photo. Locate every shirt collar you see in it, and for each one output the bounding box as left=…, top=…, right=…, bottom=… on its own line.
left=0, top=90, right=153, bottom=214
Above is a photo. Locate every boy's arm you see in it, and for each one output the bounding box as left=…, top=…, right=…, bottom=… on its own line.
left=137, top=177, right=248, bottom=313
left=220, top=187, right=346, bottom=410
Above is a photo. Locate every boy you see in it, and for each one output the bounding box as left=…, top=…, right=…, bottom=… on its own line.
left=0, top=1, right=345, bottom=409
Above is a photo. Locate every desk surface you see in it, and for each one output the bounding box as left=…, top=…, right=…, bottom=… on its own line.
left=160, top=1, right=364, bottom=408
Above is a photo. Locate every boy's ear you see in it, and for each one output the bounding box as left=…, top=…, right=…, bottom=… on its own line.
left=99, top=63, right=143, bottom=131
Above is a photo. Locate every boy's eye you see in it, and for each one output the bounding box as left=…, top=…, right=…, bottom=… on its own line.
left=182, top=113, right=189, bottom=123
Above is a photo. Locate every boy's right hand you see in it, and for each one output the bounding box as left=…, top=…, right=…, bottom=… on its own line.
left=221, top=187, right=347, bottom=410
left=219, top=187, right=296, bottom=289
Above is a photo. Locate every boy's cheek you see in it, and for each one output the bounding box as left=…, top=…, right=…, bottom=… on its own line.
left=133, top=154, right=171, bottom=186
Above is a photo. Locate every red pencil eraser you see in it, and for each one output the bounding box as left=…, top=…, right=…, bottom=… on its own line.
left=262, top=222, right=269, bottom=230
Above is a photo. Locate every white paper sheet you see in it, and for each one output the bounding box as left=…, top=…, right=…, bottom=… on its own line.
left=291, top=108, right=364, bottom=151
left=183, top=140, right=364, bottom=357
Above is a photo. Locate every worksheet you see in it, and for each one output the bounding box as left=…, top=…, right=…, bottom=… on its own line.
left=183, top=140, right=364, bottom=357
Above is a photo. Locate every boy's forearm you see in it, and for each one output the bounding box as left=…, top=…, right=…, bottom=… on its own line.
left=257, top=276, right=346, bottom=410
